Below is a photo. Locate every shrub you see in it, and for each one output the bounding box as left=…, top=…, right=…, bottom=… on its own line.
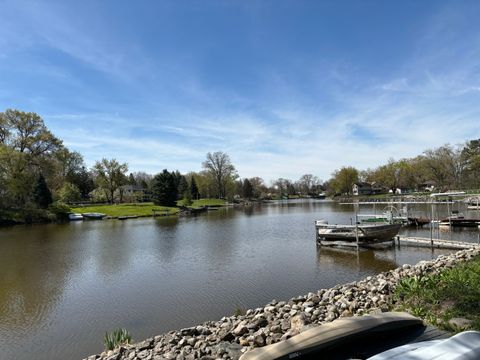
left=104, top=328, right=132, bottom=351
left=48, top=201, right=71, bottom=221
left=233, top=305, right=247, bottom=316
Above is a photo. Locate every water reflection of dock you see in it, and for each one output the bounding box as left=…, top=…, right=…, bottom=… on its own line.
left=316, top=246, right=397, bottom=272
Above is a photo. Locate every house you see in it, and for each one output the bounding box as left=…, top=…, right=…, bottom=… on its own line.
left=418, top=181, right=436, bottom=192
left=353, top=182, right=388, bottom=196
left=353, top=182, right=373, bottom=196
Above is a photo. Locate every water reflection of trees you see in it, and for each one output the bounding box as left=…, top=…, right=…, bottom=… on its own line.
left=316, top=246, right=397, bottom=273
left=0, top=224, right=79, bottom=333
left=153, top=216, right=180, bottom=261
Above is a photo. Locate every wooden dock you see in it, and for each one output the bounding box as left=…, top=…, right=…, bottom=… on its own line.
left=397, top=236, right=480, bottom=250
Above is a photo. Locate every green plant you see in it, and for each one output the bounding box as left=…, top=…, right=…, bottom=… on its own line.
left=394, top=256, right=480, bottom=332
left=104, top=328, right=132, bottom=351
left=233, top=305, right=247, bottom=317
left=48, top=201, right=71, bottom=221
left=182, top=190, right=193, bottom=206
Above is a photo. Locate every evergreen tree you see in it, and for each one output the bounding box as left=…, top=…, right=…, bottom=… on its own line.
left=33, top=174, right=52, bottom=209
left=128, top=173, right=136, bottom=185
left=182, top=190, right=193, bottom=206
left=171, top=170, right=182, bottom=192
left=190, top=176, right=200, bottom=200
left=242, top=178, right=253, bottom=199
left=152, top=169, right=177, bottom=206
left=177, top=175, right=189, bottom=199
left=71, top=166, right=95, bottom=199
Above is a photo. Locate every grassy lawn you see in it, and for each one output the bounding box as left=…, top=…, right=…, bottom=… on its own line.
left=71, top=203, right=178, bottom=217
left=394, top=256, right=480, bottom=331
left=71, top=199, right=227, bottom=217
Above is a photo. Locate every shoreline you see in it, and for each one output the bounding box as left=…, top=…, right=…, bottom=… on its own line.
left=84, top=247, right=480, bottom=360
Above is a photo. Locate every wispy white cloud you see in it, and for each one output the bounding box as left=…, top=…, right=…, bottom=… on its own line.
left=2, top=1, right=480, bottom=183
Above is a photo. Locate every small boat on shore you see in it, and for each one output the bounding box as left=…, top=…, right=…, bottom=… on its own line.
left=68, top=213, right=83, bottom=221
left=315, top=220, right=402, bottom=247
left=82, top=212, right=106, bottom=220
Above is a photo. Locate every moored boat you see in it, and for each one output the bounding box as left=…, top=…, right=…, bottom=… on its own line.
left=68, top=213, right=83, bottom=221
left=315, top=220, right=402, bottom=247
left=82, top=212, right=106, bottom=220
left=439, top=211, right=480, bottom=227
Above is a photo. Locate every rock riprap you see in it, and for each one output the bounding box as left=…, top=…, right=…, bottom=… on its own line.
left=84, top=248, right=480, bottom=360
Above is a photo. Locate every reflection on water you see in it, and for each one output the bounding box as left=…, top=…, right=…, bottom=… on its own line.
left=0, top=200, right=478, bottom=360
left=317, top=246, right=398, bottom=273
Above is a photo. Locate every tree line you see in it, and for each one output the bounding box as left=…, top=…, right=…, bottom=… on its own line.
left=327, top=141, right=480, bottom=196
left=1, top=109, right=479, bottom=223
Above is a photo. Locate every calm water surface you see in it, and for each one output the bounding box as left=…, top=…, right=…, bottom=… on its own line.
left=1, top=200, right=479, bottom=360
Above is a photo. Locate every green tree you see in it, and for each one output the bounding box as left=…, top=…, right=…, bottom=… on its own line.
left=329, top=166, right=359, bottom=195
left=177, top=175, right=189, bottom=200
left=369, top=159, right=401, bottom=192
left=33, top=174, right=52, bottom=209
left=70, top=166, right=95, bottom=200
left=128, top=173, right=136, bottom=185
left=248, top=177, right=266, bottom=198
left=152, top=169, right=177, bottom=206
left=59, top=182, right=81, bottom=203
left=242, top=178, right=253, bottom=199
left=202, top=151, right=237, bottom=198
left=0, top=109, right=64, bottom=210
left=461, top=139, right=480, bottom=188
left=423, top=145, right=462, bottom=190
left=0, top=144, right=34, bottom=208
left=190, top=176, right=200, bottom=200
left=0, top=109, right=62, bottom=155
left=182, top=190, right=193, bottom=206
left=92, top=158, right=128, bottom=203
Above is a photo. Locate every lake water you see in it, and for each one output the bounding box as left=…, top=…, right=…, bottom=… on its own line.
left=1, top=200, right=479, bottom=360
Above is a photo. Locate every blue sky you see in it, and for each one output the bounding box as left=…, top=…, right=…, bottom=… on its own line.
left=1, top=0, right=480, bottom=182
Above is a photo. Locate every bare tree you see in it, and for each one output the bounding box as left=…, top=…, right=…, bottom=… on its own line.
left=297, top=174, right=322, bottom=195
left=202, top=152, right=237, bottom=198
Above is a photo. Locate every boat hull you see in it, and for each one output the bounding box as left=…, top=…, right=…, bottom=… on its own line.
left=316, top=223, right=402, bottom=245
left=68, top=213, right=83, bottom=221
left=82, top=213, right=106, bottom=220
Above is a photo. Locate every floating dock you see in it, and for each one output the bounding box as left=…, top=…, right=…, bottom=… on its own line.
left=396, top=236, right=480, bottom=250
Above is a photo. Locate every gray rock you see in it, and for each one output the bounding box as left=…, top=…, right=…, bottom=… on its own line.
left=253, top=333, right=265, bottom=347
left=137, top=349, right=151, bottom=360
left=215, top=342, right=242, bottom=359
left=290, top=313, right=310, bottom=333
left=233, top=323, right=248, bottom=336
